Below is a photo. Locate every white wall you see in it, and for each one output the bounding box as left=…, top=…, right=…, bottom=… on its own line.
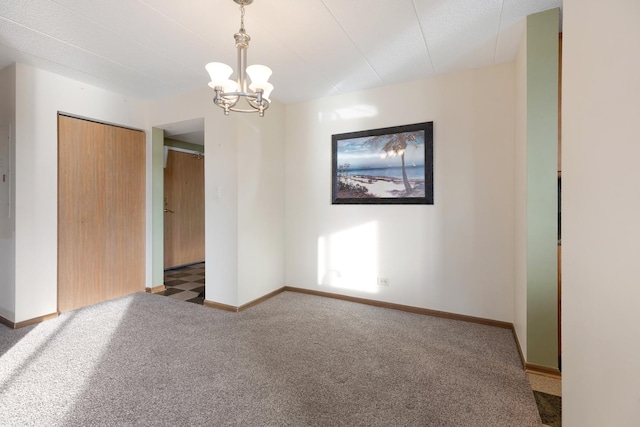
left=514, top=27, right=528, bottom=357
left=5, top=61, right=285, bottom=321
left=563, top=0, right=640, bottom=425
left=285, top=63, right=516, bottom=322
left=150, top=90, right=238, bottom=306
left=13, top=63, right=149, bottom=323
left=237, top=105, right=286, bottom=305
left=0, top=64, right=16, bottom=321
left=149, top=91, right=286, bottom=307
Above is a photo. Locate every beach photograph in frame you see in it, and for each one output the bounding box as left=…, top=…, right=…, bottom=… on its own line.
left=332, top=122, right=433, bottom=205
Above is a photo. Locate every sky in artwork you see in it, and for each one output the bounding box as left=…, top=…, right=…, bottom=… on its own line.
left=336, top=131, right=425, bottom=170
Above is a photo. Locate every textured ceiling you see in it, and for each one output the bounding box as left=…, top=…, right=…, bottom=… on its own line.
left=0, top=0, right=562, bottom=105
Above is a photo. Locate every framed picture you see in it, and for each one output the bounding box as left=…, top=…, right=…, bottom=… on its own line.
left=332, top=122, right=433, bottom=205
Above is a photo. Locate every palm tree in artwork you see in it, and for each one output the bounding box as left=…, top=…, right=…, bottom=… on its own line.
left=371, top=132, right=419, bottom=194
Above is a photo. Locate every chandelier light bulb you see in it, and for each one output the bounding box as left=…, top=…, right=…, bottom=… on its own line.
left=205, top=62, right=233, bottom=88
left=223, top=79, right=239, bottom=93
left=246, top=64, right=272, bottom=86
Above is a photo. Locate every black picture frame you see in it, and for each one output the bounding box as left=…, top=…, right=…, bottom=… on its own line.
left=331, top=122, right=433, bottom=205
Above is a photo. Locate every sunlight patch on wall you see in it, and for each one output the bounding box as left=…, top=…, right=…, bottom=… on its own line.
left=318, top=104, right=378, bottom=122
left=317, top=221, right=379, bottom=293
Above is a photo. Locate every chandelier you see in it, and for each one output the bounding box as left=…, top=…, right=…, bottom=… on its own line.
left=205, top=0, right=273, bottom=117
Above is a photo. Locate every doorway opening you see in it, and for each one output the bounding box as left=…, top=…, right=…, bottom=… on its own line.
left=157, top=118, right=205, bottom=305
left=163, top=262, right=205, bottom=304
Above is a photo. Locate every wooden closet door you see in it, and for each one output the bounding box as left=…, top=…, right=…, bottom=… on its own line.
left=104, top=124, right=145, bottom=301
left=58, top=115, right=145, bottom=313
left=163, top=150, right=205, bottom=268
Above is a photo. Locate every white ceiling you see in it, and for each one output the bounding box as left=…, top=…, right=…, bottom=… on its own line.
left=0, top=0, right=562, bottom=105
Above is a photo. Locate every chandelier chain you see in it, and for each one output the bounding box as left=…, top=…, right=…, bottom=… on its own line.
left=240, top=4, right=245, bottom=31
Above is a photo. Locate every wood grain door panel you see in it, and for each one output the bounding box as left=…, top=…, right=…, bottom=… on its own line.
left=164, top=149, right=205, bottom=268
left=58, top=115, right=145, bottom=313
left=58, top=116, right=107, bottom=311
left=104, top=124, right=146, bottom=301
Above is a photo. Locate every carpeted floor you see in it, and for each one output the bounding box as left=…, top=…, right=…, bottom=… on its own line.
left=0, top=291, right=542, bottom=426
left=159, top=263, right=560, bottom=424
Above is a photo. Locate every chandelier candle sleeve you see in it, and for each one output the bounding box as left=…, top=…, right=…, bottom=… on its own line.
left=205, top=0, right=273, bottom=116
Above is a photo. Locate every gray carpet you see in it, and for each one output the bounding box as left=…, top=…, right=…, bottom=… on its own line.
left=0, top=291, right=541, bottom=426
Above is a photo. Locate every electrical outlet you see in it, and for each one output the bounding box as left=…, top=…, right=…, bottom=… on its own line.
left=377, top=277, right=389, bottom=286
